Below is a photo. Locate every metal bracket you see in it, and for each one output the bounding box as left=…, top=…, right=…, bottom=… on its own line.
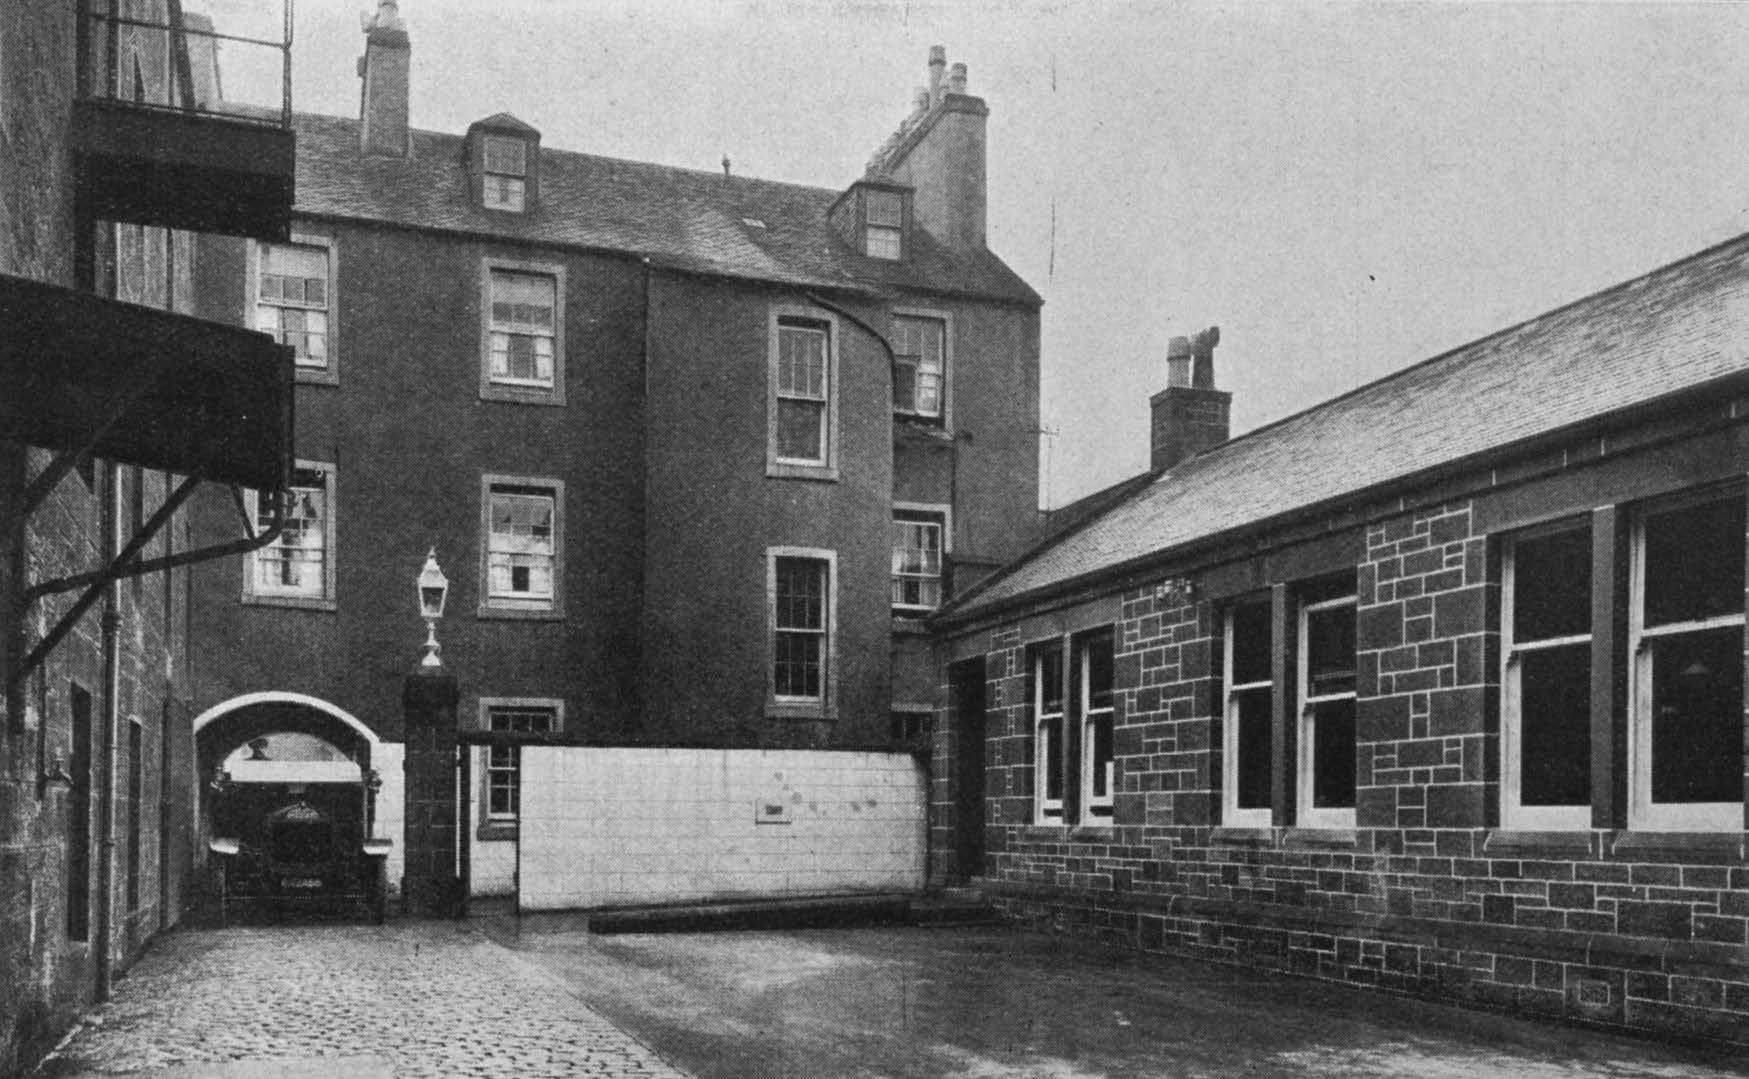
left=7, top=476, right=286, bottom=693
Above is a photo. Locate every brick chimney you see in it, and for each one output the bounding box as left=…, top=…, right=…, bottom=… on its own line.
left=1150, top=326, right=1231, bottom=472
left=864, top=46, right=988, bottom=249
left=358, top=1, right=410, bottom=157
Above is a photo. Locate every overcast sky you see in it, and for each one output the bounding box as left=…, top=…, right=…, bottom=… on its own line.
left=212, top=0, right=1749, bottom=508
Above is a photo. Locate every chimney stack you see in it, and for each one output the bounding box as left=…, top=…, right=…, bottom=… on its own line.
left=1150, top=326, right=1231, bottom=472
left=358, top=0, right=410, bottom=157
left=864, top=47, right=988, bottom=249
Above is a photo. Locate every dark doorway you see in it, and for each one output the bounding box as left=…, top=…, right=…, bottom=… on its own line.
left=949, top=657, right=987, bottom=882
left=67, top=683, right=92, bottom=941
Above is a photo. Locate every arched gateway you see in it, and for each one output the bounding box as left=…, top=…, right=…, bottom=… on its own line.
left=191, top=694, right=389, bottom=917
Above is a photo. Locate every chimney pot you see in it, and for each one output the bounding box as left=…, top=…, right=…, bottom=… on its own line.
left=1151, top=328, right=1231, bottom=471
left=949, top=62, right=967, bottom=95
left=928, top=46, right=946, bottom=101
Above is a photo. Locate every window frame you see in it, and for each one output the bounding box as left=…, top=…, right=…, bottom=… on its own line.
left=766, top=547, right=838, bottom=719
left=478, top=474, right=565, bottom=619
left=891, top=502, right=951, bottom=616
left=766, top=307, right=840, bottom=481
left=1628, top=486, right=1746, bottom=832
left=891, top=308, right=952, bottom=425
left=476, top=698, right=564, bottom=839
left=862, top=186, right=908, bottom=260
left=1500, top=519, right=1594, bottom=831
left=1030, top=639, right=1067, bottom=825
left=481, top=134, right=529, bottom=213
left=479, top=258, right=566, bottom=406
left=1222, top=600, right=1275, bottom=829
left=247, top=233, right=338, bottom=386
left=1296, top=591, right=1358, bottom=830
left=243, top=460, right=336, bottom=610
left=1076, top=629, right=1116, bottom=822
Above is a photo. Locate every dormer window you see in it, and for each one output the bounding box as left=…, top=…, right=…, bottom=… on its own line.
left=482, top=135, right=527, bottom=212
left=865, top=189, right=904, bottom=259
left=467, top=114, right=541, bottom=214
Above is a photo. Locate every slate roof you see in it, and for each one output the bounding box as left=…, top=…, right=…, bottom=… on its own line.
left=951, top=229, right=1749, bottom=619
left=290, top=112, right=1040, bottom=306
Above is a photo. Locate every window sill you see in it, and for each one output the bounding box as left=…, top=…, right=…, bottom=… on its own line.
left=294, top=366, right=338, bottom=387
left=480, top=383, right=565, bottom=407
left=242, top=593, right=336, bottom=612
left=891, top=615, right=934, bottom=635
left=1610, top=831, right=1745, bottom=860
left=1484, top=830, right=1596, bottom=857
left=476, top=605, right=564, bottom=621
left=767, top=701, right=835, bottom=721
left=1209, top=827, right=1275, bottom=848
left=1281, top=828, right=1359, bottom=851
left=766, top=461, right=839, bottom=483
left=477, top=821, right=517, bottom=842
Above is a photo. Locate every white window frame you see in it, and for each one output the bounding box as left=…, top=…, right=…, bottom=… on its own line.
left=248, top=233, right=337, bottom=385
left=243, top=460, right=336, bottom=609
left=864, top=187, right=905, bottom=260
left=1628, top=487, right=1746, bottom=832
left=479, top=475, right=564, bottom=618
left=891, top=502, right=951, bottom=615
left=1501, top=521, right=1593, bottom=831
left=1031, top=640, right=1066, bottom=824
left=1297, top=592, right=1358, bottom=830
left=1223, top=603, right=1274, bottom=829
left=766, top=307, right=839, bottom=480
left=481, top=134, right=528, bottom=212
left=477, top=698, right=563, bottom=832
left=479, top=258, right=565, bottom=405
left=766, top=547, right=837, bottom=719
left=1078, top=630, right=1116, bottom=821
left=891, top=308, right=952, bottom=424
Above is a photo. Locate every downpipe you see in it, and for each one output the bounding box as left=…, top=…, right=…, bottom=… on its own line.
left=95, top=463, right=120, bottom=1001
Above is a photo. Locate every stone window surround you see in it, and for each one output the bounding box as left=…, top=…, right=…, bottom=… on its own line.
left=478, top=256, right=566, bottom=407
left=246, top=230, right=338, bottom=386
left=890, top=307, right=953, bottom=427
left=476, top=697, right=565, bottom=841
left=478, top=473, right=565, bottom=620
left=766, top=306, right=840, bottom=482
left=242, top=459, right=337, bottom=611
left=766, top=546, right=838, bottom=721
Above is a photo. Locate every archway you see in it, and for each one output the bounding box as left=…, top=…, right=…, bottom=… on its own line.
left=191, top=695, right=384, bottom=910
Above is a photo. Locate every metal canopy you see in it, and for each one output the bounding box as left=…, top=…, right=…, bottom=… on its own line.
left=0, top=272, right=293, bottom=490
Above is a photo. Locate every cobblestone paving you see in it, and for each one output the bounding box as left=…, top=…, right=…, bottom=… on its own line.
left=35, top=922, right=692, bottom=1079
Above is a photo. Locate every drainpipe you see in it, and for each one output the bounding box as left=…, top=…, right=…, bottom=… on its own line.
left=95, top=463, right=120, bottom=1001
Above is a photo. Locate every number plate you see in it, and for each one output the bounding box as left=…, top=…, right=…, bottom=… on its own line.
left=283, top=877, right=323, bottom=890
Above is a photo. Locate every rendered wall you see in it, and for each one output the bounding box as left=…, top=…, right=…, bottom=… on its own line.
left=518, top=748, right=925, bottom=910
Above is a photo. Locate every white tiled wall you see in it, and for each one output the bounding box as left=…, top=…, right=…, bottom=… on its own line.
left=518, top=748, right=926, bottom=911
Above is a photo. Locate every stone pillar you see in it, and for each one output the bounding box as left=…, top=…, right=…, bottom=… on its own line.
left=401, top=668, right=459, bottom=917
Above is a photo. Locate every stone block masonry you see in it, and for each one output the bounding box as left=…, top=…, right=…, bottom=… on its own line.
left=965, top=495, right=1749, bottom=1047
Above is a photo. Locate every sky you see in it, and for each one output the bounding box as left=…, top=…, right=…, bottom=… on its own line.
left=206, top=0, right=1749, bottom=508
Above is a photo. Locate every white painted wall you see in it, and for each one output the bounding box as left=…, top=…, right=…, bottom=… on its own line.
left=518, top=748, right=925, bottom=911
left=372, top=742, right=404, bottom=897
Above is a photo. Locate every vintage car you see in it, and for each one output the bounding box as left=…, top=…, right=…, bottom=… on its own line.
left=208, top=790, right=389, bottom=923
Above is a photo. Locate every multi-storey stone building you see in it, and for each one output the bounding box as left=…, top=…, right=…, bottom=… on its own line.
left=184, top=5, right=1041, bottom=899
left=0, top=1, right=293, bottom=1072
left=932, top=241, right=1749, bottom=1045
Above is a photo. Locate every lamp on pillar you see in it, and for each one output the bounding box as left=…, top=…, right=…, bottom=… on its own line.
left=416, top=548, right=448, bottom=668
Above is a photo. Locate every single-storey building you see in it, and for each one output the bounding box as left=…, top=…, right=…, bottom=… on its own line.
left=930, top=235, right=1749, bottom=1045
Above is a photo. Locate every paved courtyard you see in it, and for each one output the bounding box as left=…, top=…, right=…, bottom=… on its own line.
left=34, top=916, right=1749, bottom=1079
left=33, top=921, right=688, bottom=1079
